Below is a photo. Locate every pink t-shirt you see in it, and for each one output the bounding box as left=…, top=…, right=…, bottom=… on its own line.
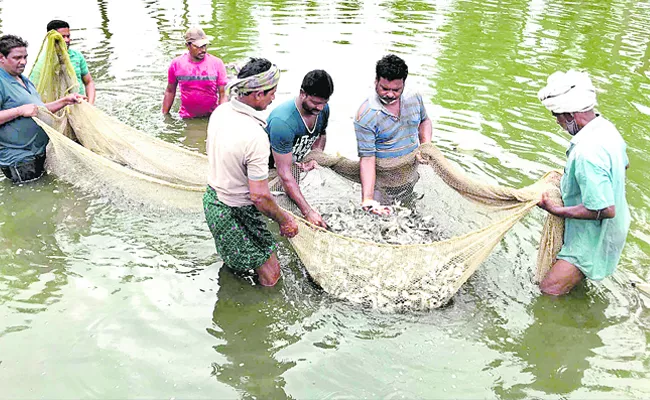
left=167, top=53, right=228, bottom=118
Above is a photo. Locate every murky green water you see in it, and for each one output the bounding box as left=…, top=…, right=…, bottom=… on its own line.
left=1, top=0, right=650, bottom=398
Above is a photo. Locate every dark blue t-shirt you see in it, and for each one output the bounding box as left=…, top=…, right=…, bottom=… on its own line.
left=0, top=68, right=47, bottom=166
left=266, top=99, right=329, bottom=168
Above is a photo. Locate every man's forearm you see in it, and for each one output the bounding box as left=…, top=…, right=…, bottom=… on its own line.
left=218, top=86, right=226, bottom=105
left=418, top=118, right=432, bottom=144
left=550, top=203, right=615, bottom=220
left=45, top=99, right=66, bottom=113
left=0, top=107, right=22, bottom=125
left=359, top=156, right=376, bottom=201
left=251, top=191, right=289, bottom=224
left=85, top=81, right=96, bottom=105
left=162, top=90, right=175, bottom=114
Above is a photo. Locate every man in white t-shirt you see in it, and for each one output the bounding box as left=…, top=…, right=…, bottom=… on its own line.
left=203, top=58, right=297, bottom=287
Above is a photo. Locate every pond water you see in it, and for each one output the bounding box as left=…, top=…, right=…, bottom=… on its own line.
left=1, top=0, right=649, bottom=398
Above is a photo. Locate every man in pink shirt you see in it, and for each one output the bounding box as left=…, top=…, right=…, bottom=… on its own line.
left=162, top=26, right=228, bottom=119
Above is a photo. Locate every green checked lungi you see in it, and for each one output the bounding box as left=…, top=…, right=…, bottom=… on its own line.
left=203, top=186, right=277, bottom=271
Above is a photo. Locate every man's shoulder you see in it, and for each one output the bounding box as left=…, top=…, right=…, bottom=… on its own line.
left=402, top=89, right=423, bottom=104
left=205, top=53, right=224, bottom=65
left=169, top=53, right=188, bottom=67
left=0, top=71, right=12, bottom=90
left=67, top=48, right=84, bottom=59
left=355, top=98, right=376, bottom=124
left=210, top=103, right=263, bottom=133
left=268, top=100, right=299, bottom=124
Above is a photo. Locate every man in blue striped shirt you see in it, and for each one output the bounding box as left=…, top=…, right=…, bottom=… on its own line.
left=354, top=54, right=432, bottom=214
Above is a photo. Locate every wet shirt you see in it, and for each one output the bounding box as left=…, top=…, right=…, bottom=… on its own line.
left=206, top=99, right=270, bottom=207
left=354, top=90, right=428, bottom=159
left=67, top=48, right=89, bottom=96
left=266, top=99, right=329, bottom=167
left=0, top=68, right=47, bottom=167
left=167, top=53, right=228, bottom=119
left=557, top=116, right=631, bottom=280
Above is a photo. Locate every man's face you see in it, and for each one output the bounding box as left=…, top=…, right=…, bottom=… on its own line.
left=299, top=90, right=328, bottom=116
left=0, top=47, right=28, bottom=76
left=56, top=28, right=71, bottom=47
left=254, top=87, right=277, bottom=111
left=375, top=77, right=404, bottom=105
left=187, top=42, right=207, bottom=61
left=553, top=112, right=579, bottom=135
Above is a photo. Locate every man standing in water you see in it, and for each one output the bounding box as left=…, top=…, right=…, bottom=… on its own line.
left=0, top=35, right=83, bottom=183
left=162, top=26, right=228, bottom=119
left=266, top=69, right=334, bottom=228
left=31, top=20, right=96, bottom=105
left=203, top=58, right=298, bottom=287
left=537, top=70, right=630, bottom=295
left=354, top=54, right=432, bottom=215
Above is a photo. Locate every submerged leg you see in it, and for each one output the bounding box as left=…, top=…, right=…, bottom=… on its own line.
left=540, top=259, right=584, bottom=296
left=257, top=252, right=281, bottom=287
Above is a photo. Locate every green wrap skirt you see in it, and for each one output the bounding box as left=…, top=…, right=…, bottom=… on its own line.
left=203, top=186, right=277, bottom=271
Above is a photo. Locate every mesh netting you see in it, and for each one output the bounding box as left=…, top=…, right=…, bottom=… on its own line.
left=29, top=31, right=564, bottom=311
left=272, top=150, right=564, bottom=310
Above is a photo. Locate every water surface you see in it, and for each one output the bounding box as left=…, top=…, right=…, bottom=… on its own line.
left=1, top=0, right=649, bottom=398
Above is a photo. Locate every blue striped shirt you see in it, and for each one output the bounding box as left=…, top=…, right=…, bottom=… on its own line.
left=354, top=90, right=428, bottom=159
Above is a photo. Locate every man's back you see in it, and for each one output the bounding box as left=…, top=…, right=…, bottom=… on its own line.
left=207, top=100, right=270, bottom=207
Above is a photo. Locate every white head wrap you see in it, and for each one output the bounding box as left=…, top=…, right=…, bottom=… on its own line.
left=537, top=70, right=597, bottom=114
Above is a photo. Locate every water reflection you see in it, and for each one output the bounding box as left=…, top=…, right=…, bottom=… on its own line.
left=209, top=261, right=315, bottom=399
left=0, top=176, right=90, bottom=336
left=207, top=0, right=258, bottom=62
left=510, top=287, right=610, bottom=397
left=90, top=0, right=115, bottom=82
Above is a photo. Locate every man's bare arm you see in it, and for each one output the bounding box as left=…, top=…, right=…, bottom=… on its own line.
left=218, top=85, right=227, bottom=105
left=274, top=150, right=327, bottom=228
left=0, top=105, right=36, bottom=125
left=82, top=73, right=96, bottom=105
left=360, top=155, right=376, bottom=202
left=249, top=178, right=298, bottom=237
left=418, top=118, right=432, bottom=144
left=538, top=193, right=615, bottom=220
left=162, top=82, right=177, bottom=114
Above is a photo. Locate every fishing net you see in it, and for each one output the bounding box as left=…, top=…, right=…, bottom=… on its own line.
left=29, top=31, right=564, bottom=311
left=29, top=31, right=207, bottom=212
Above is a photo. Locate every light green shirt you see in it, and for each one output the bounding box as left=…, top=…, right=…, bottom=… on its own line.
left=30, top=47, right=89, bottom=95
left=67, top=48, right=89, bottom=95
left=557, top=116, right=631, bottom=280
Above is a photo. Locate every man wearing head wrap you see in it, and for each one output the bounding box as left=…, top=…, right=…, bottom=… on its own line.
left=203, top=57, right=297, bottom=287
left=537, top=70, right=630, bottom=295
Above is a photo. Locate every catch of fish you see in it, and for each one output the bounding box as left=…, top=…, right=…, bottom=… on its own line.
left=274, top=167, right=469, bottom=311
left=317, top=201, right=449, bottom=245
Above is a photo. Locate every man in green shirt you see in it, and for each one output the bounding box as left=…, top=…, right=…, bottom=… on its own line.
left=31, top=20, right=96, bottom=104
left=537, top=70, right=630, bottom=295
